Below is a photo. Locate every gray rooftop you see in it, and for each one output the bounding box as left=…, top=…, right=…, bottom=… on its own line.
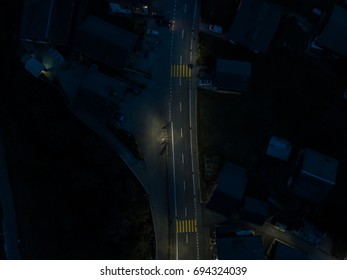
left=217, top=235, right=265, bottom=260
left=19, top=0, right=75, bottom=44
left=214, top=59, right=251, bottom=92
left=74, top=16, right=138, bottom=69
left=228, top=0, right=283, bottom=53
left=317, top=6, right=347, bottom=57
left=266, top=136, right=292, bottom=161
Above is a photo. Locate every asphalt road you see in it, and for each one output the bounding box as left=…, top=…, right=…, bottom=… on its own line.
left=166, top=0, right=208, bottom=259
left=121, top=0, right=208, bottom=259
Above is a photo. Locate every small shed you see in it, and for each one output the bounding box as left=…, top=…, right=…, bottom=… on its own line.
left=266, top=136, right=292, bottom=161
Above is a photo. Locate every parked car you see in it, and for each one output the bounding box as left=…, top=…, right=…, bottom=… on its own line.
left=209, top=24, right=223, bottom=34
left=156, top=18, right=172, bottom=27
left=198, top=79, right=212, bottom=87
left=147, top=28, right=159, bottom=36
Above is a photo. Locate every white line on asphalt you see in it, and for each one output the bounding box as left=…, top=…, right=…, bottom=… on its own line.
left=180, top=127, right=183, bottom=138
left=184, top=3, right=187, bottom=13
left=190, top=38, right=193, bottom=51
left=181, top=154, right=184, bottom=164
left=183, top=180, right=186, bottom=191
left=171, top=122, right=177, bottom=217
left=179, top=77, right=182, bottom=86
left=180, top=55, right=182, bottom=64
left=189, top=88, right=192, bottom=127
left=185, top=207, right=187, bottom=216
left=186, top=234, right=189, bottom=244
left=190, top=129, right=196, bottom=196
left=182, top=29, right=184, bottom=39
left=190, top=51, right=192, bottom=63
left=180, top=102, right=182, bottom=112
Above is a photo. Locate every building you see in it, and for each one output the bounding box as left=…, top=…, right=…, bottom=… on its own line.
left=58, top=65, right=128, bottom=122
left=213, top=59, right=251, bottom=93
left=316, top=5, right=347, bottom=57
left=266, top=136, right=292, bottom=161
left=74, top=16, right=139, bottom=70
left=216, top=233, right=265, bottom=259
left=228, top=0, right=283, bottom=53
left=207, top=162, right=247, bottom=216
left=240, top=196, right=269, bottom=225
left=292, top=149, right=338, bottom=205
left=19, top=0, right=75, bottom=45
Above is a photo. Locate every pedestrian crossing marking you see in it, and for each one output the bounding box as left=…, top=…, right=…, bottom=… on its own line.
left=170, top=64, right=192, bottom=78
left=176, top=219, right=197, bottom=233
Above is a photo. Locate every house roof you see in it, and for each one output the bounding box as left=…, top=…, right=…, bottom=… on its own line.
left=75, top=67, right=128, bottom=121
left=207, top=162, right=247, bottom=216
left=301, top=149, right=338, bottom=185
left=293, top=149, right=338, bottom=204
left=19, top=0, right=75, bottom=44
left=228, top=0, right=283, bottom=53
left=214, top=59, right=251, bottom=92
left=266, top=136, right=292, bottom=161
left=316, top=6, right=347, bottom=57
left=74, top=16, right=138, bottom=69
left=217, top=235, right=265, bottom=259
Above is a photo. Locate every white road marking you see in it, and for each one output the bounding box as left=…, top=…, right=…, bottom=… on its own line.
left=182, top=29, right=184, bottom=39
left=183, top=180, right=186, bottom=191
left=184, top=3, right=187, bottom=13
left=186, top=234, right=189, bottom=243
left=190, top=129, right=196, bottom=196
left=185, top=207, right=187, bottom=217
left=180, top=127, right=183, bottom=138
left=181, top=154, right=184, bottom=164
left=171, top=122, right=177, bottom=218
left=180, top=55, right=182, bottom=64
left=189, top=88, right=192, bottom=127
left=180, top=102, right=182, bottom=112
